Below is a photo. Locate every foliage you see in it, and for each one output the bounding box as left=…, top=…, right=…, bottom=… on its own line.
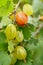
left=0, top=0, right=43, bottom=65
left=0, top=51, right=11, bottom=65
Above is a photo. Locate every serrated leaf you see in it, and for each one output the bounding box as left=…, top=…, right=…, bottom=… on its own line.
left=28, top=37, right=38, bottom=45
left=18, top=25, right=31, bottom=40
left=0, top=51, right=11, bottom=65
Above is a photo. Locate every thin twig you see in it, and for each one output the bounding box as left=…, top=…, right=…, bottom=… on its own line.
left=14, top=0, right=21, bottom=13
left=34, top=23, right=43, bottom=37
left=9, top=0, right=21, bottom=16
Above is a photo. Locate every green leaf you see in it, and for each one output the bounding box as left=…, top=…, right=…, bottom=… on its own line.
left=0, top=43, right=8, bottom=51
left=18, top=23, right=35, bottom=40
left=1, top=16, right=12, bottom=27
left=13, top=0, right=33, bottom=4
left=39, top=28, right=43, bottom=38
left=32, top=0, right=43, bottom=15
left=0, top=0, right=7, bottom=7
left=15, top=60, right=32, bottom=65
left=13, top=0, right=18, bottom=4
left=21, top=0, right=33, bottom=4
left=0, top=51, right=11, bottom=65
left=0, top=17, right=2, bottom=21
left=0, top=0, right=14, bottom=16
left=0, top=32, right=7, bottom=51
left=18, top=25, right=31, bottom=40
left=32, top=37, right=43, bottom=65
left=28, top=37, right=38, bottom=45
left=0, top=32, right=7, bottom=43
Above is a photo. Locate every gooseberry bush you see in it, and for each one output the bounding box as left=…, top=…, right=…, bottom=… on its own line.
left=0, top=0, right=43, bottom=65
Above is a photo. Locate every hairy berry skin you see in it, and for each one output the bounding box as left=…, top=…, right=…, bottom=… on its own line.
left=16, top=31, right=24, bottom=42
left=15, top=46, right=27, bottom=60
left=5, top=24, right=16, bottom=40
left=23, top=4, right=33, bottom=16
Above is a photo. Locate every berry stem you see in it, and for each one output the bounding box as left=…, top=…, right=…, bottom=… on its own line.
left=24, top=59, right=26, bottom=63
